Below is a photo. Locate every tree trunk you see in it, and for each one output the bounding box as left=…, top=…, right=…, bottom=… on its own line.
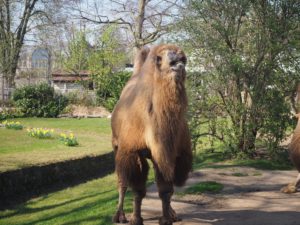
left=294, top=83, right=300, bottom=113
left=134, top=0, right=146, bottom=49
left=238, top=112, right=259, bottom=158
left=1, top=74, right=4, bottom=101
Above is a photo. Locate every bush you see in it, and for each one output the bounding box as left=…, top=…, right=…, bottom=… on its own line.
left=65, top=91, right=96, bottom=106
left=0, top=99, right=15, bottom=107
left=0, top=107, right=23, bottom=121
left=13, top=83, right=68, bottom=117
left=96, top=71, right=130, bottom=111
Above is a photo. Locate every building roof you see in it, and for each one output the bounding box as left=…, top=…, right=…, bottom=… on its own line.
left=52, top=70, right=91, bottom=82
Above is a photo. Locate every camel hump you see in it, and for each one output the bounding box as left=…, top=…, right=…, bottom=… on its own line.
left=133, top=46, right=150, bottom=76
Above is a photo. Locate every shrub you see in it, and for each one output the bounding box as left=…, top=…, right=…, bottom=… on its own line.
left=59, top=133, right=79, bottom=146
left=96, top=71, right=130, bottom=111
left=65, top=91, right=96, bottom=106
left=2, top=120, right=23, bottom=130
left=27, top=128, right=54, bottom=139
left=0, top=99, right=15, bottom=107
left=13, top=83, right=68, bottom=117
left=0, top=107, right=23, bottom=121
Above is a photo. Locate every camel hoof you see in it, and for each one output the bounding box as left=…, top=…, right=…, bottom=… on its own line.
left=112, top=210, right=128, bottom=223
left=159, top=217, right=173, bottom=225
left=169, top=207, right=181, bottom=222
left=172, top=216, right=181, bottom=222
left=281, top=183, right=297, bottom=194
left=129, top=216, right=143, bottom=225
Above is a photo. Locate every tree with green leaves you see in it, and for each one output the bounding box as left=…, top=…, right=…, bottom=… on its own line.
left=63, top=31, right=91, bottom=74
left=88, top=26, right=129, bottom=111
left=182, top=0, right=300, bottom=158
left=60, top=26, right=129, bottom=111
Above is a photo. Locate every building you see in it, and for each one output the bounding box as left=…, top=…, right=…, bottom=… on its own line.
left=51, top=70, right=94, bottom=93
left=15, top=47, right=51, bottom=87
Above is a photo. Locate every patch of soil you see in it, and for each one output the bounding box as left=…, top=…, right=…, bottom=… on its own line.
left=175, top=194, right=225, bottom=209
left=135, top=166, right=300, bottom=225
left=60, top=105, right=111, bottom=118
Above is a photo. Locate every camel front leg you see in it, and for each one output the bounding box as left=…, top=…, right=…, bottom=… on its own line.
left=154, top=164, right=180, bottom=225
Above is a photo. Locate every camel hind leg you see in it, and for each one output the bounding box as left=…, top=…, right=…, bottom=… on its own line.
left=281, top=173, right=300, bottom=194
left=295, top=173, right=300, bottom=191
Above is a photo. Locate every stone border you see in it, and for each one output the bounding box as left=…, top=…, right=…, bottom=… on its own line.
left=0, top=152, right=114, bottom=209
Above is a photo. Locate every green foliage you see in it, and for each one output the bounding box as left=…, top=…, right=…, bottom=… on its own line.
left=183, top=0, right=300, bottom=158
left=63, top=31, right=90, bottom=73
left=2, top=120, right=23, bottom=130
left=89, top=26, right=128, bottom=111
left=184, top=181, right=223, bottom=194
left=192, top=147, right=292, bottom=170
left=0, top=108, right=23, bottom=121
left=88, top=26, right=127, bottom=81
left=0, top=99, right=14, bottom=107
left=96, top=71, right=131, bottom=111
left=259, top=88, right=294, bottom=154
left=13, top=83, right=68, bottom=117
left=60, top=26, right=128, bottom=111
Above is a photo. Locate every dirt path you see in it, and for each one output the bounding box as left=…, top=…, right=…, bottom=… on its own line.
left=141, top=167, right=300, bottom=225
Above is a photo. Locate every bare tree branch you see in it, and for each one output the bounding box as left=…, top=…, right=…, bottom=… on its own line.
left=74, top=0, right=182, bottom=49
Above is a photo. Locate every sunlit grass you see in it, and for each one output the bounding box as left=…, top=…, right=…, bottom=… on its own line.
left=179, top=181, right=224, bottom=195
left=0, top=118, right=112, bottom=172
left=0, top=174, right=129, bottom=225
left=0, top=165, right=156, bottom=225
left=193, top=151, right=293, bottom=171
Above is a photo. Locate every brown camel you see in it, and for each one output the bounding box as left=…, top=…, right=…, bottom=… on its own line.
left=111, top=44, right=192, bottom=225
left=281, top=113, right=300, bottom=193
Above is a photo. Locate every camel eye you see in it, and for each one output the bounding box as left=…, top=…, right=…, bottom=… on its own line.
left=156, top=56, right=162, bottom=64
left=156, top=56, right=162, bottom=68
left=181, top=57, right=187, bottom=64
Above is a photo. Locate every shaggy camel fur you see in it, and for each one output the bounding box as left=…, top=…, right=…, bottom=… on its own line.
left=281, top=113, right=300, bottom=193
left=111, top=44, right=192, bottom=225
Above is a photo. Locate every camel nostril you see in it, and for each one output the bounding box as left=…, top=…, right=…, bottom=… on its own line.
left=170, top=61, right=176, bottom=66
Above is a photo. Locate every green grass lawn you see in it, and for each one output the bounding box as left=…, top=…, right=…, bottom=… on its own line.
left=193, top=151, right=293, bottom=171
left=183, top=181, right=224, bottom=194
left=0, top=173, right=131, bottom=225
left=0, top=118, right=112, bottom=172
left=0, top=165, right=156, bottom=225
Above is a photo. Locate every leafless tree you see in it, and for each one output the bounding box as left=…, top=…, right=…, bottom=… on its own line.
left=74, top=0, right=183, bottom=50
left=0, top=0, right=71, bottom=99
